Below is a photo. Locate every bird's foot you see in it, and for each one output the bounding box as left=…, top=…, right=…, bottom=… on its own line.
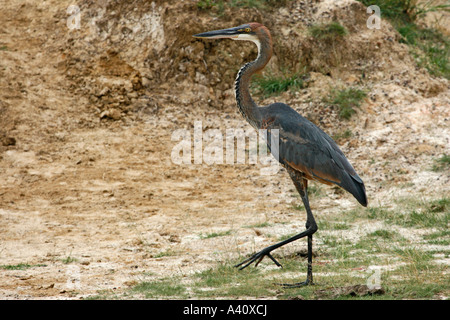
left=279, top=280, right=313, bottom=288
left=235, top=247, right=282, bottom=270
left=276, top=278, right=314, bottom=288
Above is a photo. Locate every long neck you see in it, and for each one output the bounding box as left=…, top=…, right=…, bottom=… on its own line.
left=234, top=36, right=272, bottom=129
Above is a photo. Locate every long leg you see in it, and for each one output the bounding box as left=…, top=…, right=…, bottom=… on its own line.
left=235, top=168, right=318, bottom=286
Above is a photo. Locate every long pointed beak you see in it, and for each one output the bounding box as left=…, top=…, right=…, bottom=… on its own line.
left=193, top=26, right=241, bottom=39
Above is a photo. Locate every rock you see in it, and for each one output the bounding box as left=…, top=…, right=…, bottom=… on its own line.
left=1, top=136, right=16, bottom=146
left=316, top=285, right=386, bottom=298
left=100, top=108, right=122, bottom=120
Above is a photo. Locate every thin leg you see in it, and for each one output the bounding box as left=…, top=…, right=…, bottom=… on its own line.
left=307, top=234, right=313, bottom=284
left=278, top=184, right=316, bottom=287
left=235, top=168, right=318, bottom=287
left=280, top=234, right=313, bottom=287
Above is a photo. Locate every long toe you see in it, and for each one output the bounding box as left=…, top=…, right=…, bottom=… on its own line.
left=276, top=279, right=314, bottom=288
left=235, top=248, right=282, bottom=270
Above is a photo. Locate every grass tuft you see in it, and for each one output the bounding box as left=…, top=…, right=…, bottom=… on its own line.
left=199, top=230, right=232, bottom=239
left=432, top=154, right=450, bottom=172
left=325, top=87, right=367, bottom=119
left=131, top=280, right=187, bottom=298
left=0, top=263, right=46, bottom=270
left=309, top=22, right=348, bottom=41
left=253, top=72, right=306, bottom=97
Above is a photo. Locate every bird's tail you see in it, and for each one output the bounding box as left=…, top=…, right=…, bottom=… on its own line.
left=341, top=174, right=368, bottom=207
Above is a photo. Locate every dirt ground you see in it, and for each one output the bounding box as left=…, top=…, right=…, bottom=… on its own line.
left=0, top=0, right=448, bottom=299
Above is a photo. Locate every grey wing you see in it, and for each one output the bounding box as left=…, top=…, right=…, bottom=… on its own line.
left=265, top=114, right=367, bottom=206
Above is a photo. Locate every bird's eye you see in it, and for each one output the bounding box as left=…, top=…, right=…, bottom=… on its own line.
left=245, top=27, right=251, bottom=32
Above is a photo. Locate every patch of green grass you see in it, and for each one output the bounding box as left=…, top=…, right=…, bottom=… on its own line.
left=398, top=24, right=450, bottom=78
left=131, top=280, right=187, bottom=298
left=320, top=234, right=352, bottom=248
left=423, top=229, right=450, bottom=242
left=0, top=45, right=7, bottom=51
left=331, top=223, right=351, bottom=230
left=253, top=72, right=306, bottom=97
left=0, top=263, right=46, bottom=270
left=193, top=262, right=275, bottom=298
left=309, top=22, right=347, bottom=41
left=197, top=0, right=217, bottom=9
left=199, top=230, right=232, bottom=239
left=230, top=0, right=287, bottom=9
left=388, top=281, right=448, bottom=299
left=197, top=0, right=286, bottom=11
left=230, top=0, right=266, bottom=9
left=317, top=220, right=351, bottom=231
left=346, top=198, right=449, bottom=229
left=153, top=249, right=177, bottom=258
left=291, top=183, right=324, bottom=199
left=393, top=247, right=435, bottom=275
left=62, top=256, right=78, bottom=264
left=406, top=209, right=446, bottom=228
left=333, top=129, right=353, bottom=141
left=425, top=197, right=449, bottom=212
left=308, top=184, right=324, bottom=198
left=325, top=87, right=367, bottom=119
left=432, top=154, right=450, bottom=171
left=337, top=197, right=448, bottom=238
left=292, top=204, right=304, bottom=211
left=395, top=197, right=450, bottom=229
left=367, top=229, right=396, bottom=239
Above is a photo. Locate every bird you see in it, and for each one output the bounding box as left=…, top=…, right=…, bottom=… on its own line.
left=193, top=22, right=368, bottom=287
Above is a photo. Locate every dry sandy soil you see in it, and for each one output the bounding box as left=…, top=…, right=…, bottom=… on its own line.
left=0, top=0, right=448, bottom=299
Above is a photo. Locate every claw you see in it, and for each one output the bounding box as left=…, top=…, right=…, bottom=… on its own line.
left=266, top=253, right=282, bottom=267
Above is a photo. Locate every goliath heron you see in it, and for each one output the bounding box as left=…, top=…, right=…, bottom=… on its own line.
left=193, top=23, right=367, bottom=287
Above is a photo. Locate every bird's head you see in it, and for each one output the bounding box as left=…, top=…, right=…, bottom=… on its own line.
left=193, top=22, right=271, bottom=54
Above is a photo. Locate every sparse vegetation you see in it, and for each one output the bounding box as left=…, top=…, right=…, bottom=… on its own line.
left=197, top=0, right=286, bottom=11
left=359, top=0, right=450, bottom=79
left=83, top=194, right=449, bottom=300
left=325, top=87, right=367, bottom=119
left=62, top=256, right=78, bottom=264
left=199, top=230, right=232, bottom=239
left=131, top=280, right=187, bottom=298
left=432, top=154, right=450, bottom=171
left=333, top=129, right=353, bottom=142
left=153, top=249, right=177, bottom=258
left=230, top=0, right=267, bottom=9
left=0, top=263, right=46, bottom=270
left=253, top=72, right=306, bottom=97
left=360, top=0, right=450, bottom=22
left=399, top=23, right=449, bottom=78
left=309, top=22, right=348, bottom=41
left=346, top=198, right=449, bottom=230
